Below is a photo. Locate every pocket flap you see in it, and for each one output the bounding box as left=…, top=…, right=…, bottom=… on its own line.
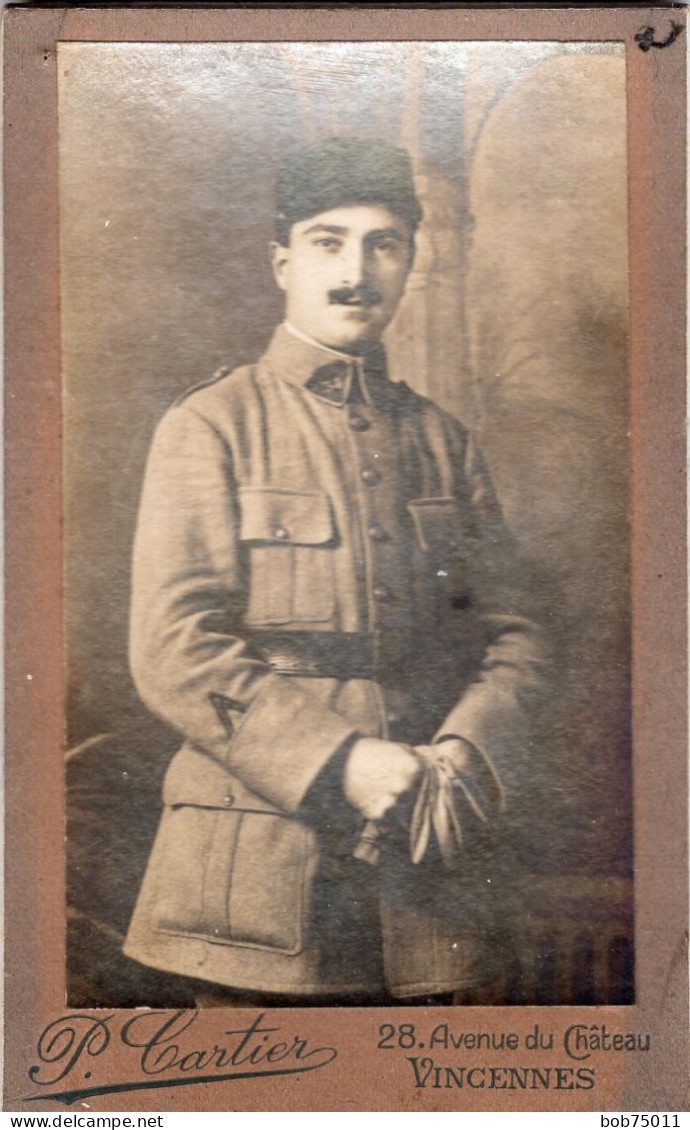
left=163, top=744, right=281, bottom=814
left=239, top=488, right=335, bottom=546
left=407, top=496, right=462, bottom=552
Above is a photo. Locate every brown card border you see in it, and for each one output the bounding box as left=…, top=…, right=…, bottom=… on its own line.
left=4, top=5, right=688, bottom=1112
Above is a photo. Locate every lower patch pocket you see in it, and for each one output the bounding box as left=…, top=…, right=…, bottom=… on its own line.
left=153, top=806, right=311, bottom=954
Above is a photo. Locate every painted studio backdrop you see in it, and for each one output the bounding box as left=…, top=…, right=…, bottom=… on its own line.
left=60, top=41, right=631, bottom=1007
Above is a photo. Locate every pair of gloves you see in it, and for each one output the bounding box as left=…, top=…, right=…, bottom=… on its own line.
left=353, top=739, right=504, bottom=867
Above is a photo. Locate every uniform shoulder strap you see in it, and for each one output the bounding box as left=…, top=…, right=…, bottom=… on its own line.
left=173, top=363, right=234, bottom=407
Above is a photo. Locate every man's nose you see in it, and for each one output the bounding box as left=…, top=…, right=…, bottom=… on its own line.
left=340, top=242, right=370, bottom=286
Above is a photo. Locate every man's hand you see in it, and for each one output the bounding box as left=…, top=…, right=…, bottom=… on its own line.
left=343, top=737, right=422, bottom=821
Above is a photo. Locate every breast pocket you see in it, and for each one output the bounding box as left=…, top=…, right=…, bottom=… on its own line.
left=407, top=496, right=471, bottom=608
left=239, top=488, right=337, bottom=625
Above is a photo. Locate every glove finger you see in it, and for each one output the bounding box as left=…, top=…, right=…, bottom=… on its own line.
left=435, top=785, right=465, bottom=867
left=454, top=775, right=490, bottom=824
left=409, top=771, right=432, bottom=864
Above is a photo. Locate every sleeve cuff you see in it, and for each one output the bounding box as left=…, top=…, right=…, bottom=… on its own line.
left=225, top=674, right=359, bottom=814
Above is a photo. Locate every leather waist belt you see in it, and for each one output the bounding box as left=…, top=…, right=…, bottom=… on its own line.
left=246, top=630, right=415, bottom=680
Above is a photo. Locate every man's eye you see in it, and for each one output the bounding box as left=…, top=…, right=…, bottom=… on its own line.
left=373, top=238, right=402, bottom=253
left=314, top=237, right=341, bottom=250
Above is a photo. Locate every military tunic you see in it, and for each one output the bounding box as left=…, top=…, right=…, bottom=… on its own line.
left=124, top=323, right=544, bottom=997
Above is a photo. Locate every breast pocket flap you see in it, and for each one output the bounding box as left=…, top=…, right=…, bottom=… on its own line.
left=239, top=488, right=335, bottom=546
left=407, top=496, right=462, bottom=552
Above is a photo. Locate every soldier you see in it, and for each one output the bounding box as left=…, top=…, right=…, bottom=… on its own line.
left=124, top=137, right=545, bottom=1004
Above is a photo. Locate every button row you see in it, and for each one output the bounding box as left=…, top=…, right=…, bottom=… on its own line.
left=347, top=410, right=392, bottom=607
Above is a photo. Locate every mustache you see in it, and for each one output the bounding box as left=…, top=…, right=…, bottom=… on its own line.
left=328, top=284, right=383, bottom=307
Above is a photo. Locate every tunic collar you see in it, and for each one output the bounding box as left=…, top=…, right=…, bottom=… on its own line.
left=263, top=322, right=400, bottom=408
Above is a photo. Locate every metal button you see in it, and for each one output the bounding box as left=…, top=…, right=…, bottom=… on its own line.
left=223, top=794, right=235, bottom=807
left=272, top=525, right=289, bottom=540
left=361, top=468, right=381, bottom=486
left=373, top=584, right=393, bottom=603
left=349, top=413, right=370, bottom=432
left=368, top=523, right=389, bottom=542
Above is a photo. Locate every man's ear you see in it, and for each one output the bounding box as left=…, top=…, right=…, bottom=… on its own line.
left=270, top=241, right=290, bottom=291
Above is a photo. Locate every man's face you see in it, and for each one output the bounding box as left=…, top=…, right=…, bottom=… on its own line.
left=271, top=204, right=413, bottom=354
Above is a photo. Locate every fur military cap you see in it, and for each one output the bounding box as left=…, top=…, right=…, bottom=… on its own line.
left=274, top=137, right=423, bottom=243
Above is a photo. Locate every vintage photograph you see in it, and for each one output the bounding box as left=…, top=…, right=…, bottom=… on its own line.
left=60, top=40, right=632, bottom=1011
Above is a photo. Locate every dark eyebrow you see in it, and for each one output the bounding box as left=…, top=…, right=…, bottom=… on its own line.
left=300, top=223, right=408, bottom=240
left=301, top=223, right=348, bottom=236
left=367, top=228, right=406, bottom=241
